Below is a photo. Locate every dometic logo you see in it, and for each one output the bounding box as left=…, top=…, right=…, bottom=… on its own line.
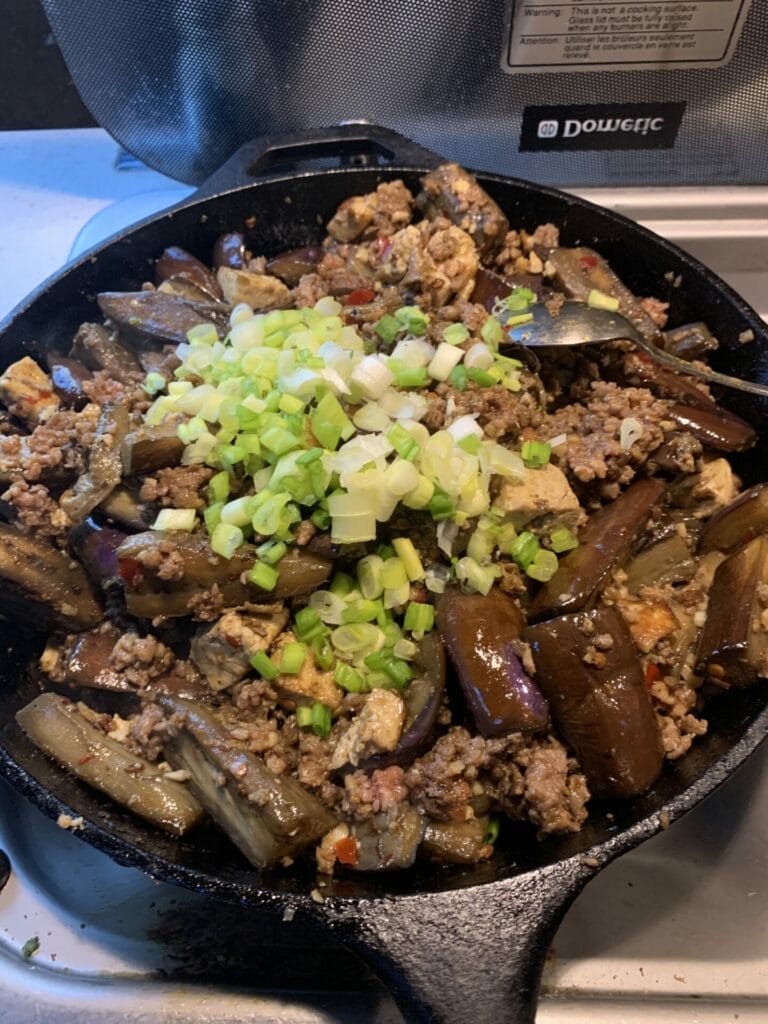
left=521, top=102, right=685, bottom=153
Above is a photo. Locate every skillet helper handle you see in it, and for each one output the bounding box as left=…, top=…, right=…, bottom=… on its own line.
left=317, top=860, right=594, bottom=1024
left=194, top=123, right=445, bottom=197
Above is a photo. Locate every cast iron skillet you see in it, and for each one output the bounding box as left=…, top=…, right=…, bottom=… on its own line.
left=1, top=125, right=767, bottom=1023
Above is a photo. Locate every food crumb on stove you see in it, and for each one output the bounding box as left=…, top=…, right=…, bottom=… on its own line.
left=21, top=936, right=39, bottom=959
left=56, top=813, right=85, bottom=831
left=738, top=329, right=755, bottom=344
left=579, top=855, right=600, bottom=868
left=282, top=905, right=296, bottom=922
left=310, top=888, right=325, bottom=904
left=659, top=809, right=671, bottom=830
left=674, top=974, right=687, bottom=983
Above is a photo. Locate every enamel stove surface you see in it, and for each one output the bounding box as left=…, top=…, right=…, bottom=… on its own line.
left=0, top=128, right=766, bottom=1023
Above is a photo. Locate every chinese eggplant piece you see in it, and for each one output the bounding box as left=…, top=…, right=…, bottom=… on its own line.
left=525, top=606, right=663, bottom=799
left=16, top=693, right=203, bottom=835
left=437, top=587, right=548, bottom=736
left=162, top=697, right=335, bottom=868
left=529, top=478, right=666, bottom=622
left=696, top=536, right=768, bottom=687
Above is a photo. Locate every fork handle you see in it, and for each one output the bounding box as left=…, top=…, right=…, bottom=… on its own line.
left=632, top=334, right=768, bottom=398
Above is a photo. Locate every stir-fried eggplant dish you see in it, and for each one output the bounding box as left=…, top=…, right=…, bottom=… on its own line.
left=5, top=164, right=766, bottom=873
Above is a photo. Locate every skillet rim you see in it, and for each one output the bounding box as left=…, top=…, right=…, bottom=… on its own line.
left=0, top=163, right=767, bottom=910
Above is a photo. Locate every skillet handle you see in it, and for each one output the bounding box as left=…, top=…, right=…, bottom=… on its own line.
left=194, top=123, right=445, bottom=197
left=316, top=859, right=595, bottom=1024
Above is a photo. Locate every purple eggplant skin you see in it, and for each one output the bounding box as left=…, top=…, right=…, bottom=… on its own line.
left=662, top=322, right=719, bottom=361
left=618, top=353, right=717, bottom=412
left=469, top=267, right=546, bottom=310
left=96, top=291, right=230, bottom=347
left=16, top=693, right=203, bottom=835
left=356, top=632, right=446, bottom=772
left=161, top=696, right=336, bottom=868
left=529, top=478, right=666, bottom=623
left=117, top=532, right=332, bottom=619
left=437, top=587, right=549, bottom=737
left=266, top=246, right=322, bottom=287
left=418, top=163, right=509, bottom=259
left=548, top=247, right=660, bottom=344
left=525, top=606, right=664, bottom=799
left=696, top=536, right=768, bottom=687
left=61, top=630, right=130, bottom=692
left=68, top=517, right=127, bottom=586
left=0, top=523, right=102, bottom=632
left=351, top=805, right=425, bottom=872
left=70, top=322, right=142, bottom=379
left=213, top=232, right=246, bottom=270
left=47, top=356, right=92, bottom=411
left=156, top=245, right=222, bottom=300
left=121, top=423, right=184, bottom=475
left=700, top=484, right=768, bottom=555
left=667, top=403, right=756, bottom=453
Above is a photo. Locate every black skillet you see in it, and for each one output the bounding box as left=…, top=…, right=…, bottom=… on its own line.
left=0, top=125, right=767, bottom=1023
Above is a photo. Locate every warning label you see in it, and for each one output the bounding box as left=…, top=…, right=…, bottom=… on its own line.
left=501, top=0, right=751, bottom=72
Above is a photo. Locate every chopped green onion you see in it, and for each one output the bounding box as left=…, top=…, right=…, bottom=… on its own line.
left=394, top=367, right=429, bottom=388
left=458, top=434, right=482, bottom=455
left=143, top=371, right=167, bottom=396
left=587, top=288, right=620, bottom=312
left=151, top=508, right=197, bottom=531
left=277, top=641, right=307, bottom=675
left=341, top=599, right=381, bottom=624
left=278, top=393, right=305, bottom=414
left=207, top=470, right=231, bottom=503
left=357, top=554, right=384, bottom=599
left=381, top=557, right=408, bottom=591
left=388, top=422, right=421, bottom=461
left=294, top=606, right=326, bottom=642
left=503, top=286, right=536, bottom=311
left=442, top=323, right=470, bottom=345
left=392, top=537, right=425, bottom=581
left=505, top=312, right=533, bottom=327
left=393, top=638, right=418, bottom=660
left=481, top=317, right=503, bottom=347
left=210, top=522, right=244, bottom=559
left=366, top=671, right=393, bottom=690
left=526, top=548, right=559, bottom=582
left=204, top=501, right=224, bottom=534
left=334, top=663, right=365, bottom=693
left=449, top=364, right=468, bottom=391
left=395, top=306, right=429, bottom=335
left=510, top=531, right=540, bottom=570
left=382, top=656, right=414, bottom=689
left=310, top=392, right=355, bottom=450
left=250, top=650, right=279, bottom=680
left=428, top=489, right=455, bottom=522
left=454, top=556, right=498, bottom=596
left=467, top=367, right=495, bottom=387
left=403, top=602, right=435, bottom=639
left=521, top=439, right=552, bottom=468
left=21, top=937, right=40, bottom=960
left=483, top=817, right=500, bottom=845
left=248, top=560, right=279, bottom=591
left=375, top=314, right=401, bottom=344
left=221, top=495, right=255, bottom=528
left=549, top=526, right=579, bottom=553
left=256, top=539, right=288, bottom=564
left=297, top=447, right=324, bottom=465
left=311, top=703, right=332, bottom=738
left=330, top=572, right=358, bottom=598
left=376, top=544, right=395, bottom=561
left=331, top=622, right=383, bottom=657
left=312, top=636, right=335, bottom=671
left=296, top=705, right=313, bottom=728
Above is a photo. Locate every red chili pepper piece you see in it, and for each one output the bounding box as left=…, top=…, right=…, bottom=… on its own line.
left=77, top=754, right=96, bottom=766
left=335, top=836, right=359, bottom=866
left=344, top=287, right=376, bottom=306
left=580, top=254, right=598, bottom=269
left=645, top=662, right=661, bottom=687
left=118, top=557, right=144, bottom=589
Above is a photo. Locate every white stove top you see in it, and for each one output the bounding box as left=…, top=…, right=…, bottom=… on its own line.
left=0, top=128, right=766, bottom=1023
